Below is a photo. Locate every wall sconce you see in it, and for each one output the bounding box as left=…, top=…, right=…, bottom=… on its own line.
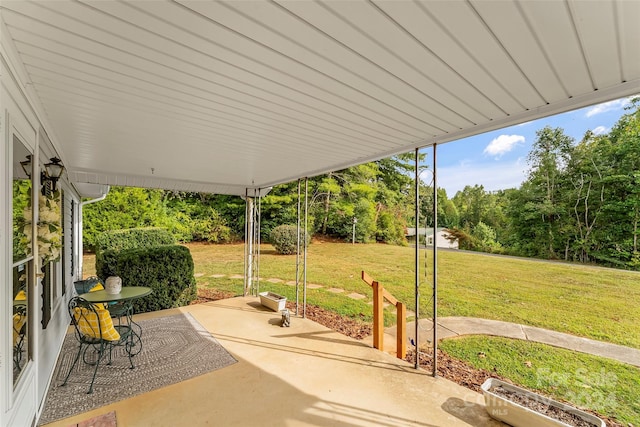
left=43, top=157, right=65, bottom=192
left=20, top=155, right=32, bottom=177
left=20, top=155, right=65, bottom=193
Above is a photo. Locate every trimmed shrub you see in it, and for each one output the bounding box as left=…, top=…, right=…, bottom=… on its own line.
left=270, top=224, right=310, bottom=255
left=95, top=227, right=175, bottom=253
left=97, top=245, right=197, bottom=313
left=95, top=227, right=175, bottom=273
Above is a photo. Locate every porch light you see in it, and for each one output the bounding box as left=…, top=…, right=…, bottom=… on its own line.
left=19, top=155, right=65, bottom=192
left=20, top=155, right=32, bottom=178
left=42, top=157, right=65, bottom=193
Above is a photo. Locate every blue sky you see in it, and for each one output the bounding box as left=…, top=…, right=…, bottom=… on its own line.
left=425, top=96, right=637, bottom=197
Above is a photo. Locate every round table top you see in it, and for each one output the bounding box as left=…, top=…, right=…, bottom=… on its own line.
left=80, top=286, right=153, bottom=303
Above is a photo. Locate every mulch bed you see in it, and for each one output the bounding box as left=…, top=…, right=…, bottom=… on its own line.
left=191, top=288, right=237, bottom=304
left=285, top=301, right=372, bottom=340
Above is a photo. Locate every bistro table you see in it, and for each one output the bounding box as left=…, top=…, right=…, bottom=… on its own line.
left=80, top=286, right=152, bottom=357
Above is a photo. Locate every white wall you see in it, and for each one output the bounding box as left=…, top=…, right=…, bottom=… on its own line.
left=1, top=40, right=82, bottom=427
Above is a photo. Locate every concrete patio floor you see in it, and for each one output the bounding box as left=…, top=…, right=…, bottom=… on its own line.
left=41, top=297, right=504, bottom=427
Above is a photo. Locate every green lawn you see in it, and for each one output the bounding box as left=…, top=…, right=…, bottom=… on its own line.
left=184, top=242, right=640, bottom=349
left=441, top=336, right=640, bottom=425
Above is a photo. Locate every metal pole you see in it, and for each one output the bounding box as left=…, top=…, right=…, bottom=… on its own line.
left=303, top=177, right=308, bottom=318
left=256, top=188, right=261, bottom=297
left=432, top=144, right=438, bottom=377
left=245, top=195, right=254, bottom=296
left=352, top=217, right=356, bottom=244
left=296, top=179, right=301, bottom=316
left=243, top=191, right=247, bottom=294
left=414, top=148, right=420, bottom=369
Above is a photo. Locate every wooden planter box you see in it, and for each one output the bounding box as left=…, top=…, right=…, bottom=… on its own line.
left=481, top=378, right=605, bottom=427
left=259, top=292, right=287, bottom=312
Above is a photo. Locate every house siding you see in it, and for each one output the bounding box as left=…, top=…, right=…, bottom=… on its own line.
left=1, top=47, right=82, bottom=427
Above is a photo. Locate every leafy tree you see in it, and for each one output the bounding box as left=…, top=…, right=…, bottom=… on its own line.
left=450, top=185, right=510, bottom=249
left=83, top=187, right=170, bottom=250
left=593, top=98, right=640, bottom=267
left=472, top=221, right=501, bottom=253
left=512, top=126, right=574, bottom=258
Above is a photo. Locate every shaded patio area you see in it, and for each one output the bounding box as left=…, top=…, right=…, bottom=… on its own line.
left=41, top=297, right=503, bottom=426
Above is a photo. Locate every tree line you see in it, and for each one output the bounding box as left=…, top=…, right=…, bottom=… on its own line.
left=83, top=98, right=640, bottom=270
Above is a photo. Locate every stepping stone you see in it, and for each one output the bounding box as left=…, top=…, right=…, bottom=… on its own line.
left=266, top=278, right=283, bottom=283
left=306, top=283, right=323, bottom=289
left=284, top=281, right=297, bottom=286
left=210, top=274, right=226, bottom=278
left=367, top=301, right=390, bottom=308
left=194, top=273, right=205, bottom=277
left=229, top=274, right=244, bottom=279
left=346, top=292, right=366, bottom=300
left=327, top=288, right=344, bottom=294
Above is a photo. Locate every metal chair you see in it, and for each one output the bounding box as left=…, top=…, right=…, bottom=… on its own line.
left=61, top=297, right=133, bottom=394
left=13, top=304, right=27, bottom=370
left=74, top=276, right=129, bottom=322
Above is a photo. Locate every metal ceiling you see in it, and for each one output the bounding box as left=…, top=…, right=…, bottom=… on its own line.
left=1, top=0, right=639, bottom=196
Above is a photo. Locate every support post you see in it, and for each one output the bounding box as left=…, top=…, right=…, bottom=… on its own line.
left=414, top=148, right=420, bottom=369
left=244, top=196, right=254, bottom=296
left=432, top=143, right=438, bottom=377
left=255, top=189, right=261, bottom=297
left=295, top=179, right=301, bottom=316
left=303, top=178, right=308, bottom=318
left=396, top=302, right=407, bottom=359
left=372, top=280, right=384, bottom=350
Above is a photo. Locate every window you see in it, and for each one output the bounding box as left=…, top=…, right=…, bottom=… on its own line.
left=12, top=135, right=33, bottom=384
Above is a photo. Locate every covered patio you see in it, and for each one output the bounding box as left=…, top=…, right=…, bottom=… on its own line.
left=2, top=1, right=639, bottom=426
left=42, top=297, right=500, bottom=427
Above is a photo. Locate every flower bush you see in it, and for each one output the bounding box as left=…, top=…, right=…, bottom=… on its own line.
left=22, top=191, right=62, bottom=265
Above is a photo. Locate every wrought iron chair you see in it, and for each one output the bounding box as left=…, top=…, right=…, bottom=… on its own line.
left=61, top=297, right=134, bottom=394
left=13, top=303, right=27, bottom=370
left=74, top=276, right=129, bottom=320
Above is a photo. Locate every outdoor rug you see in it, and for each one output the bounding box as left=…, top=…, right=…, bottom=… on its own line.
left=39, top=313, right=237, bottom=425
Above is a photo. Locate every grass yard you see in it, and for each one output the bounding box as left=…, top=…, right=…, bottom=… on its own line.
left=440, top=336, right=640, bottom=425
left=184, top=242, right=640, bottom=349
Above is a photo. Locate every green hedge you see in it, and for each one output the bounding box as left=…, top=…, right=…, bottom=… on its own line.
left=97, top=245, right=197, bottom=313
left=95, top=227, right=175, bottom=253
left=95, top=227, right=175, bottom=273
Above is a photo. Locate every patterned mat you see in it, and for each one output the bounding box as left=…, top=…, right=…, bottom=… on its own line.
left=39, top=313, right=236, bottom=425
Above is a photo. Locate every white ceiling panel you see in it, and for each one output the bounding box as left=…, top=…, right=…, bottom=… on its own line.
left=570, top=1, right=623, bottom=89
left=618, top=0, right=640, bottom=81
left=1, top=0, right=638, bottom=195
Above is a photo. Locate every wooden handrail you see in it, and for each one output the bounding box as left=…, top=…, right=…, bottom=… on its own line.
left=361, top=271, right=406, bottom=359
left=361, top=271, right=398, bottom=305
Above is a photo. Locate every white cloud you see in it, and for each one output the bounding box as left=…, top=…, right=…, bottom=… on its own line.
left=585, top=98, right=631, bottom=118
left=592, top=126, right=609, bottom=135
left=483, top=134, right=525, bottom=157
left=437, top=159, right=527, bottom=197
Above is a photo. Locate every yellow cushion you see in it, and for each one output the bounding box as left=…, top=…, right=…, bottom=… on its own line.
left=13, top=313, right=27, bottom=345
left=73, top=306, right=121, bottom=341
left=88, top=283, right=106, bottom=310
left=15, top=290, right=26, bottom=301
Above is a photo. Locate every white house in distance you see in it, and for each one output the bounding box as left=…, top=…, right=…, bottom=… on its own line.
left=1, top=2, right=638, bottom=426
left=405, top=228, right=459, bottom=250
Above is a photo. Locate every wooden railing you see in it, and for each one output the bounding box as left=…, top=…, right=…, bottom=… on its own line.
left=361, top=271, right=406, bottom=359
